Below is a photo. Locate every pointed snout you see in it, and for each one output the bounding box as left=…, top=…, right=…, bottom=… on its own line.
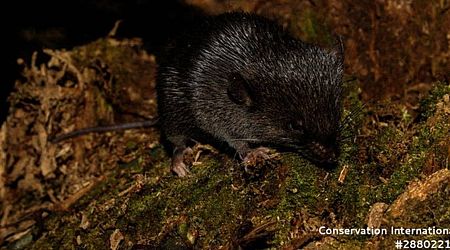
left=309, top=141, right=339, bottom=168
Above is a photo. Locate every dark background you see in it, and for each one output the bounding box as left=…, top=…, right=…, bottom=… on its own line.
left=1, top=0, right=202, bottom=122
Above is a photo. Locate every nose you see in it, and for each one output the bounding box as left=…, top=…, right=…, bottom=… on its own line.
left=322, top=155, right=338, bottom=168
left=310, top=142, right=339, bottom=168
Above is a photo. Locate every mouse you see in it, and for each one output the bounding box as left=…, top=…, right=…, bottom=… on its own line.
left=157, top=12, right=344, bottom=176
left=51, top=12, right=344, bottom=177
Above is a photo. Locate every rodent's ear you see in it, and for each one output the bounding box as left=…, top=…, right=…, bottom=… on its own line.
left=333, top=35, right=345, bottom=63
left=227, top=73, right=254, bottom=107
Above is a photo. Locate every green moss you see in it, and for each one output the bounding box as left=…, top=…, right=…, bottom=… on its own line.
left=340, top=79, right=365, bottom=161
left=278, top=155, right=320, bottom=209
left=377, top=83, right=449, bottom=203
left=418, top=81, right=450, bottom=119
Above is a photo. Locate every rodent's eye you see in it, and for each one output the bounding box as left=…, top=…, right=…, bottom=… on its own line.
left=288, top=120, right=304, bottom=133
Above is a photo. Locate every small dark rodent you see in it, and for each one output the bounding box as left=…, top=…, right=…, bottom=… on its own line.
left=51, top=12, right=344, bottom=177
left=158, top=12, right=344, bottom=176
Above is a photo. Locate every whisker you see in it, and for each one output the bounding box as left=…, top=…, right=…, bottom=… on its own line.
left=339, top=104, right=366, bottom=131
left=278, top=137, right=296, bottom=142
left=284, top=144, right=308, bottom=151
left=229, top=138, right=261, bottom=142
left=338, top=135, right=356, bottom=142
left=344, top=103, right=365, bottom=119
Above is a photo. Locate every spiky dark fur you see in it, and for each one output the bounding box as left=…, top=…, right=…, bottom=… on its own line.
left=157, top=12, right=344, bottom=167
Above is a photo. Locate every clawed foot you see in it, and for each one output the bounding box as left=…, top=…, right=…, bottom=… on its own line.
left=171, top=161, right=190, bottom=177
left=171, top=147, right=193, bottom=177
left=171, top=145, right=274, bottom=177
left=242, top=147, right=271, bottom=167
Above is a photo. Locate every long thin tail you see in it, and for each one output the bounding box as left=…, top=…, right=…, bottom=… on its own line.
left=49, top=119, right=158, bottom=143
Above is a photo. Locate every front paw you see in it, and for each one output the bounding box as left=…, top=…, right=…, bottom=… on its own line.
left=242, top=147, right=272, bottom=167
left=171, top=147, right=193, bottom=177
left=241, top=147, right=281, bottom=178
left=171, top=161, right=190, bottom=177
